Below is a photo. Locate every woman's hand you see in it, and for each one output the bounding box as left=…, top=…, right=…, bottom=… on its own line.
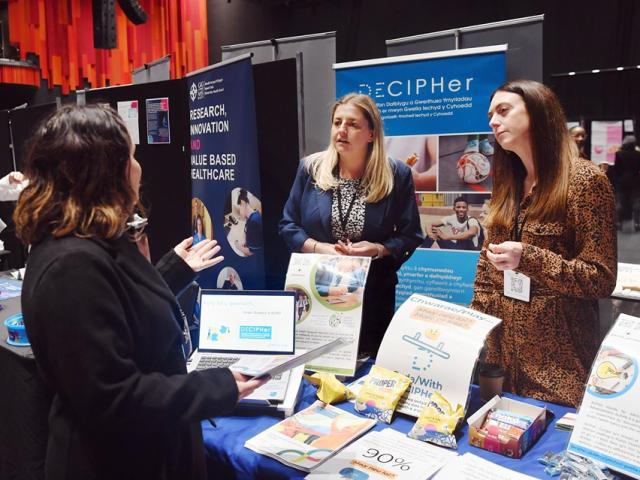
left=307, top=240, right=340, bottom=255
left=486, top=241, right=523, bottom=271
left=336, top=240, right=382, bottom=258
left=8, top=171, right=25, bottom=185
left=232, top=371, right=270, bottom=401
left=174, top=237, right=224, bottom=272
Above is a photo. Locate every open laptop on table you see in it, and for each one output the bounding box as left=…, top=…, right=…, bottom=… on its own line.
left=187, top=289, right=297, bottom=373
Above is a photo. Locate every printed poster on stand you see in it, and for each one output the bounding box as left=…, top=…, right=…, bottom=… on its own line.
left=116, top=100, right=140, bottom=144
left=375, top=293, right=501, bottom=417
left=146, top=97, right=171, bottom=144
left=285, top=253, right=371, bottom=376
left=187, top=54, right=265, bottom=289
left=334, top=46, right=506, bottom=306
left=568, top=313, right=640, bottom=479
left=590, top=120, right=623, bottom=165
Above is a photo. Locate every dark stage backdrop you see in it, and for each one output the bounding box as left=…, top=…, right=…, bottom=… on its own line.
left=207, top=0, right=640, bottom=125
left=253, top=58, right=300, bottom=290
left=86, top=80, right=191, bottom=263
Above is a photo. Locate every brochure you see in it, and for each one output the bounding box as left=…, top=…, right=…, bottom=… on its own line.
left=432, top=452, right=537, bottom=480
left=568, top=313, right=640, bottom=479
left=612, top=262, right=640, bottom=301
left=376, top=294, right=502, bottom=417
left=305, top=428, right=457, bottom=479
left=285, top=253, right=371, bottom=376
left=244, top=401, right=376, bottom=472
left=232, top=338, right=350, bottom=380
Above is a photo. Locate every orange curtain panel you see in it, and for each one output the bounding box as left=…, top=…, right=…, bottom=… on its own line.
left=7, top=0, right=208, bottom=94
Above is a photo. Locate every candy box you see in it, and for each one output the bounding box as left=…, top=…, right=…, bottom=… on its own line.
left=467, top=395, right=547, bottom=459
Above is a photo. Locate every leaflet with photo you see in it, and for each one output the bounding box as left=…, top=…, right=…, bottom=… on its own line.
left=568, top=313, right=640, bottom=479
left=285, top=253, right=372, bottom=376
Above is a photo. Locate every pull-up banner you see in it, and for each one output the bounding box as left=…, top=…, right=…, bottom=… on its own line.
left=188, top=55, right=265, bottom=289
left=335, top=46, right=505, bottom=306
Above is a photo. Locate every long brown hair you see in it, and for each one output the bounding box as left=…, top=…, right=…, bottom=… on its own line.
left=486, top=80, right=576, bottom=228
left=14, top=104, right=137, bottom=244
left=306, top=93, right=393, bottom=203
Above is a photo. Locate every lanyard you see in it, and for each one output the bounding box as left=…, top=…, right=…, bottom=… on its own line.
left=336, top=186, right=357, bottom=239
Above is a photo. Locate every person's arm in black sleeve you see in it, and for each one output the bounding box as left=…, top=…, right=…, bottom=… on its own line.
left=27, top=251, right=238, bottom=434
left=156, top=248, right=197, bottom=297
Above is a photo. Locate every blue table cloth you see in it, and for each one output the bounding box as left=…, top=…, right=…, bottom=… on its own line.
left=201, top=361, right=587, bottom=479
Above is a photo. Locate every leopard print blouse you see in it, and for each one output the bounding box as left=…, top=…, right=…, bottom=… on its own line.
left=470, top=158, right=617, bottom=407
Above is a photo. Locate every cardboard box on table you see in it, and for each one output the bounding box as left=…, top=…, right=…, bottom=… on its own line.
left=467, top=396, right=547, bottom=459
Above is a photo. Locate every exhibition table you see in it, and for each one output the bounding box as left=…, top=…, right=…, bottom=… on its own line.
left=0, top=295, right=51, bottom=480
left=202, top=362, right=587, bottom=480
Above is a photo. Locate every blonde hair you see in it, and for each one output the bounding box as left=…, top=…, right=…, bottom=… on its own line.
left=306, top=93, right=393, bottom=203
left=486, top=80, right=575, bottom=228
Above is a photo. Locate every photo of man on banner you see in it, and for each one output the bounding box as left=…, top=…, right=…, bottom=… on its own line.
left=422, top=195, right=486, bottom=251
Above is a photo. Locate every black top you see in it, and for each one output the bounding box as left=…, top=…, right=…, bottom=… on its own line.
left=22, top=235, right=239, bottom=480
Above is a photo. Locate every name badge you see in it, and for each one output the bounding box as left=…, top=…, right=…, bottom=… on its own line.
left=504, top=270, right=530, bottom=302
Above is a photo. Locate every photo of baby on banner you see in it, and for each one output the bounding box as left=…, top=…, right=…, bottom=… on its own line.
left=438, top=133, right=495, bottom=192
left=419, top=193, right=490, bottom=251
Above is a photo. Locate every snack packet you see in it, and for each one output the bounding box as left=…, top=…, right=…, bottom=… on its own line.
left=407, top=391, right=464, bottom=448
left=305, top=372, right=354, bottom=404
left=354, top=365, right=411, bottom=423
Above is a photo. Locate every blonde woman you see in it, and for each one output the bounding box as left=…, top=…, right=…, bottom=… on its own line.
left=280, top=93, right=423, bottom=355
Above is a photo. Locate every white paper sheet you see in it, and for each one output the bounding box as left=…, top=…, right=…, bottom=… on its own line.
left=376, top=294, right=501, bottom=416
left=432, top=452, right=536, bottom=480
left=306, top=428, right=456, bottom=479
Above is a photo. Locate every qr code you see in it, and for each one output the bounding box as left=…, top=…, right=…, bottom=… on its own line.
left=510, top=276, right=524, bottom=293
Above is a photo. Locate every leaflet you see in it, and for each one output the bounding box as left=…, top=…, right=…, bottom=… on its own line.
left=568, top=313, right=640, bottom=479
left=285, top=253, right=371, bottom=376
left=305, top=428, right=457, bottom=479
left=376, top=294, right=502, bottom=417
left=612, top=262, right=640, bottom=301
left=244, top=401, right=376, bottom=472
left=432, top=452, right=536, bottom=480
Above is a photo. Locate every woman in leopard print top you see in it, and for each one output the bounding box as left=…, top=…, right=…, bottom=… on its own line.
left=471, top=80, right=617, bottom=407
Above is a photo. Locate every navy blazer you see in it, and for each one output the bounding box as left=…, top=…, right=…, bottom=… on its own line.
left=279, top=158, right=424, bottom=273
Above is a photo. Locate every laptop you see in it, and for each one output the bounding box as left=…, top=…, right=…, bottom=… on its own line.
left=187, top=289, right=297, bottom=373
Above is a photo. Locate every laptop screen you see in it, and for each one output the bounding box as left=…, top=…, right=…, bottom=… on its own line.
left=198, top=290, right=296, bottom=355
